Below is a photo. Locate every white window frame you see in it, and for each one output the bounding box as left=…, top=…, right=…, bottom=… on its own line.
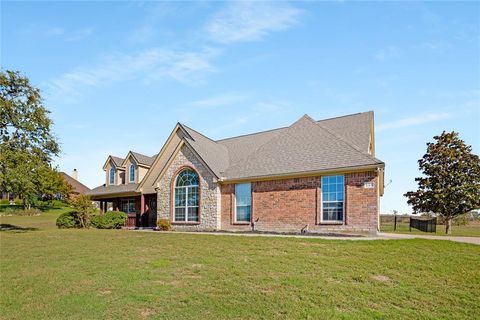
left=234, top=183, right=252, bottom=223
left=320, top=175, right=345, bottom=224
left=129, top=164, right=135, bottom=183
left=109, top=167, right=115, bottom=185
left=173, top=170, right=199, bottom=223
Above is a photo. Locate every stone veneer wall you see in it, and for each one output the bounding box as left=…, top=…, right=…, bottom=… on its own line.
left=156, top=145, right=220, bottom=231
left=220, top=171, right=379, bottom=233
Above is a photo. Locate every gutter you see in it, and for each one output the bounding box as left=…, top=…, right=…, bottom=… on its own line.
left=218, top=163, right=385, bottom=184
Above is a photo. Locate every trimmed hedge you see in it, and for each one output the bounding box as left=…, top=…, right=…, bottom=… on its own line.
left=56, top=211, right=81, bottom=228
left=91, top=211, right=127, bottom=229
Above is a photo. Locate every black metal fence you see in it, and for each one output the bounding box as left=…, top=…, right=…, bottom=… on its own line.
left=410, top=217, right=437, bottom=233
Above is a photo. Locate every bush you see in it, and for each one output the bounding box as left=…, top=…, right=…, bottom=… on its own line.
left=157, top=219, right=171, bottom=231
left=91, top=211, right=127, bottom=229
left=56, top=211, right=81, bottom=229
left=0, top=199, right=10, bottom=205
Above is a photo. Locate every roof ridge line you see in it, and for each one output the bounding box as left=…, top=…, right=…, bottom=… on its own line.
left=180, top=123, right=219, bottom=144
left=313, top=118, right=381, bottom=163
left=216, top=126, right=286, bottom=142
left=216, top=111, right=372, bottom=142
left=317, top=111, right=373, bottom=123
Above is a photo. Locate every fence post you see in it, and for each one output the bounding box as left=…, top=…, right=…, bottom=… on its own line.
left=394, top=215, right=397, bottom=231
left=409, top=217, right=412, bottom=232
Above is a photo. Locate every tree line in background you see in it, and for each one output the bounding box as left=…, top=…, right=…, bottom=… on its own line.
left=0, top=70, right=69, bottom=208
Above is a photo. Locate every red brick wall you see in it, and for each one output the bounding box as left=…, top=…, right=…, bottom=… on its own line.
left=344, top=172, right=379, bottom=231
left=220, top=171, right=379, bottom=233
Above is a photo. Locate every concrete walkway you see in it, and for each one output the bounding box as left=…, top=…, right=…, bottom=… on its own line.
left=138, top=229, right=479, bottom=245
left=378, top=232, right=480, bottom=245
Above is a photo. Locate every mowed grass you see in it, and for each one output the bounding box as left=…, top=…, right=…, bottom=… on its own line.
left=1, top=210, right=479, bottom=319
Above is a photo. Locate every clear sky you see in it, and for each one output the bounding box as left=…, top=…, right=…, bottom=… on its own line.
left=2, top=1, right=479, bottom=213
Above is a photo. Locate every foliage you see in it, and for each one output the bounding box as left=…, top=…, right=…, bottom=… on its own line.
left=0, top=70, right=59, bottom=160
left=157, top=218, right=171, bottom=231
left=405, top=131, right=480, bottom=234
left=0, top=199, right=9, bottom=205
left=68, top=195, right=96, bottom=228
left=56, top=211, right=81, bottom=228
left=0, top=70, right=66, bottom=208
left=91, top=211, right=127, bottom=229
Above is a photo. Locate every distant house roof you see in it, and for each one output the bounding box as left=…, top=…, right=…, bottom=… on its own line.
left=60, top=172, right=91, bottom=194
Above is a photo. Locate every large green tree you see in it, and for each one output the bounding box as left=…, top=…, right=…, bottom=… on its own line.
left=405, top=131, right=480, bottom=234
left=0, top=70, right=67, bottom=208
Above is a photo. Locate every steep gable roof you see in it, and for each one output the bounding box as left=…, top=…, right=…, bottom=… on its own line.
left=123, top=151, right=156, bottom=167
left=319, top=111, right=373, bottom=153
left=180, top=124, right=230, bottom=177
left=222, top=114, right=382, bottom=180
left=102, top=155, right=125, bottom=170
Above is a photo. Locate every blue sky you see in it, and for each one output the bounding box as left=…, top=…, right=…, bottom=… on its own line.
left=2, top=1, right=479, bottom=213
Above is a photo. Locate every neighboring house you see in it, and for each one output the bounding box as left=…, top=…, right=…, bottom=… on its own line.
left=60, top=169, right=91, bottom=197
left=87, top=112, right=385, bottom=233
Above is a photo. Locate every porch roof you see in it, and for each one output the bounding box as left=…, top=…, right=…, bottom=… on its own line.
left=86, top=183, right=140, bottom=199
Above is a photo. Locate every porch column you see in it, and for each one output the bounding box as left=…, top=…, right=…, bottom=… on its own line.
left=141, top=194, right=145, bottom=214
left=100, top=201, right=103, bottom=212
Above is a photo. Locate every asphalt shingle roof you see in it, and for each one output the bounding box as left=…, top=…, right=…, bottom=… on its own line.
left=110, top=156, right=125, bottom=167
left=90, top=111, right=383, bottom=196
left=221, top=114, right=382, bottom=180
left=130, top=151, right=156, bottom=166
left=60, top=172, right=91, bottom=194
left=179, top=111, right=382, bottom=180
left=86, top=183, right=139, bottom=197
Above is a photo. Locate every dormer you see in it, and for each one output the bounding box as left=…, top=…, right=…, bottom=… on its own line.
left=121, top=151, right=156, bottom=184
left=102, top=155, right=125, bottom=186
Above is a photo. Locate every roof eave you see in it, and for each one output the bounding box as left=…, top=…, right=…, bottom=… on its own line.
left=219, top=163, right=385, bottom=184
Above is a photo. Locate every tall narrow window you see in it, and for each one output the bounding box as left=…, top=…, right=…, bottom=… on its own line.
left=109, top=167, right=115, bottom=185
left=129, top=164, right=135, bottom=182
left=174, top=169, right=199, bottom=222
left=322, top=175, right=344, bottom=222
left=235, top=183, right=251, bottom=222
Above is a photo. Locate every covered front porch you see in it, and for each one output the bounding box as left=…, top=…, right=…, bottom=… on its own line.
left=87, top=185, right=157, bottom=228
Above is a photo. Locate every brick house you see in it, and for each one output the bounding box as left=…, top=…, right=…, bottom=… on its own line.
left=87, top=112, right=385, bottom=234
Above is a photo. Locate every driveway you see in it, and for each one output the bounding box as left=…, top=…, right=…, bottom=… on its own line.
left=378, top=232, right=480, bottom=245
left=137, top=230, right=480, bottom=245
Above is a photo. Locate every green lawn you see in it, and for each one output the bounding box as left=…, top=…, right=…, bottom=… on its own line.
left=380, top=221, right=480, bottom=237
left=1, top=209, right=479, bottom=319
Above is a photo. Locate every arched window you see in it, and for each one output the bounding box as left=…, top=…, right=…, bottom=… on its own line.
left=109, top=167, right=115, bottom=185
left=174, top=169, right=199, bottom=222
left=129, top=164, right=135, bottom=182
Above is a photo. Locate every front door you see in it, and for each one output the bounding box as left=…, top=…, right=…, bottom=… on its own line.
left=143, top=195, right=157, bottom=227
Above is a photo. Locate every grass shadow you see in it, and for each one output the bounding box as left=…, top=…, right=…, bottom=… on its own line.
left=0, top=224, right=39, bottom=233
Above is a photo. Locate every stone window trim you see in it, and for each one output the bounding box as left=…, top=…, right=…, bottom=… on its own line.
left=169, top=165, right=202, bottom=225
left=317, top=175, right=346, bottom=226
left=232, top=183, right=252, bottom=225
